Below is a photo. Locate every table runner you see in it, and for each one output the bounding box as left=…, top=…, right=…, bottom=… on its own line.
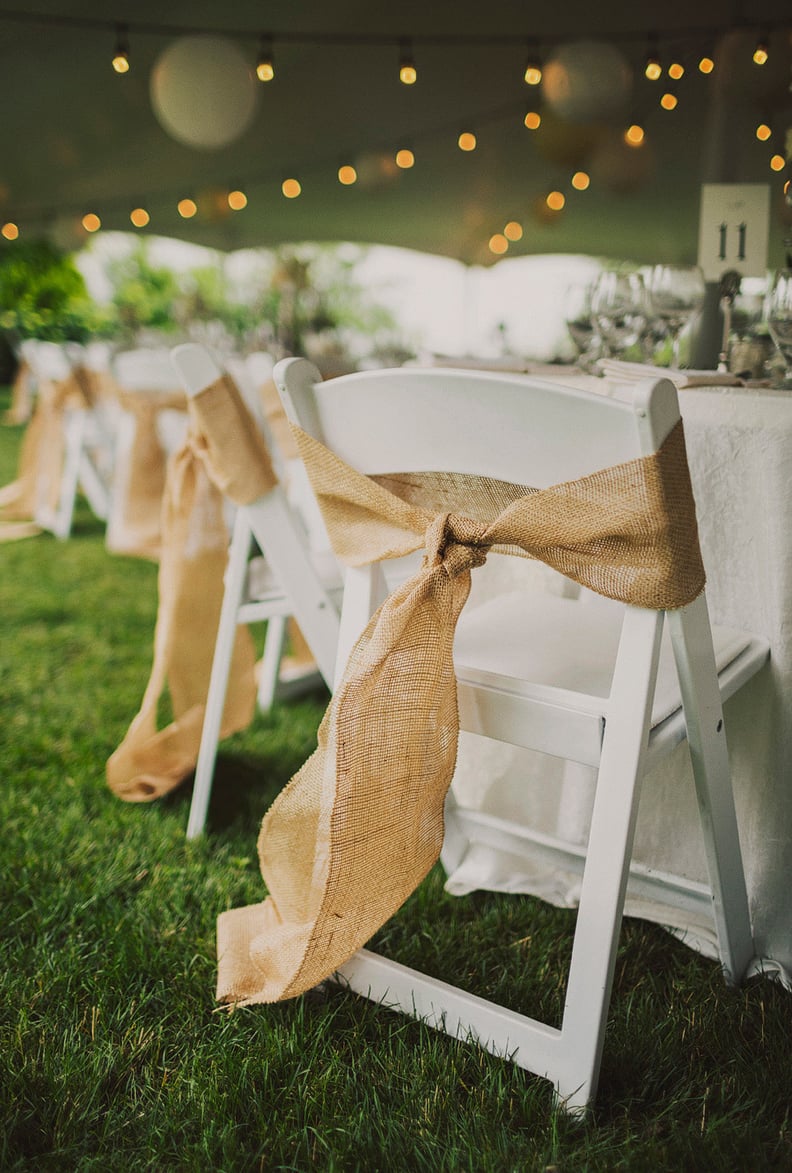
left=214, top=415, right=705, bottom=1006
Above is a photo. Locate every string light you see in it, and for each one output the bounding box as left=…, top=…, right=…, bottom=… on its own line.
left=756, top=124, right=772, bottom=142
left=489, top=233, right=508, bottom=255
left=82, top=212, right=101, bottom=232
left=177, top=198, right=197, bottom=218
left=504, top=220, right=523, bottom=241
left=546, top=191, right=565, bottom=211
left=698, top=51, right=715, bottom=74
left=111, top=23, right=130, bottom=73
left=398, top=39, right=417, bottom=85
left=625, top=123, right=645, bottom=146
left=256, top=34, right=275, bottom=82
left=458, top=131, right=477, bottom=151
left=660, top=92, right=678, bottom=110
left=571, top=171, right=590, bottom=190
left=644, top=35, right=662, bottom=80
left=753, top=34, right=769, bottom=65
left=129, top=207, right=150, bottom=227
left=337, top=164, right=357, bottom=185
left=282, top=178, right=301, bottom=198
left=667, top=61, right=684, bottom=80
left=1, top=222, right=19, bottom=240
left=524, top=110, right=541, bottom=130
left=227, top=188, right=248, bottom=210
left=395, top=148, right=415, bottom=169
left=770, top=154, right=785, bottom=171
left=523, top=43, right=542, bottom=86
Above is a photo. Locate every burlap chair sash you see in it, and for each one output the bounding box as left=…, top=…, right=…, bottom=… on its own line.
left=107, top=376, right=278, bottom=801
left=0, top=366, right=100, bottom=539
left=215, top=417, right=705, bottom=1006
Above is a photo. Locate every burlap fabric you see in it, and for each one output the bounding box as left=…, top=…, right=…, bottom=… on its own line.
left=105, top=389, right=187, bottom=561
left=0, top=365, right=100, bottom=541
left=5, top=359, right=34, bottom=424
left=214, top=417, right=705, bottom=1005
left=107, top=376, right=278, bottom=802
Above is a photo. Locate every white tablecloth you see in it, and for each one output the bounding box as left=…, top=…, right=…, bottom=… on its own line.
left=446, top=380, right=792, bottom=985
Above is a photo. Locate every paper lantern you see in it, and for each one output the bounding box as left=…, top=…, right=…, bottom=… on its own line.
left=542, top=40, right=632, bottom=123
left=151, top=35, right=259, bottom=150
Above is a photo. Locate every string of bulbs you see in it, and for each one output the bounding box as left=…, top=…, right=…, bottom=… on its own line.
left=0, top=9, right=789, bottom=254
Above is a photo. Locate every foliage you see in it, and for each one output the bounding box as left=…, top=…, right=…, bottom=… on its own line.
left=0, top=238, right=110, bottom=343
left=105, top=243, right=181, bottom=342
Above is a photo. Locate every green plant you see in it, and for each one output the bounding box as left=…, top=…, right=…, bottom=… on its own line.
left=0, top=237, right=105, bottom=343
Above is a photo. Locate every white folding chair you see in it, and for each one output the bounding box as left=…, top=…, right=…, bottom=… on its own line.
left=24, top=340, right=113, bottom=539
left=274, top=357, right=770, bottom=1113
left=170, top=343, right=343, bottom=840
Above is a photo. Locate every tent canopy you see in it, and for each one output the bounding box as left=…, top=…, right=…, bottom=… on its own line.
left=1, top=1, right=790, bottom=266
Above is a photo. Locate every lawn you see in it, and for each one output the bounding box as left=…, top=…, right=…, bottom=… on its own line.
left=1, top=388, right=790, bottom=1171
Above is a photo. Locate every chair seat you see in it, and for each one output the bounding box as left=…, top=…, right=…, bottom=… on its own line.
left=454, top=591, right=753, bottom=728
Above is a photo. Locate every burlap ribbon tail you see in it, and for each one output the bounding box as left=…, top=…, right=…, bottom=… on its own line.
left=214, top=418, right=705, bottom=1006
left=106, top=376, right=279, bottom=801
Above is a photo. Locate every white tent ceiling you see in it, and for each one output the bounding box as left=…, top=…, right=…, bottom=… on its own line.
left=1, top=1, right=790, bottom=267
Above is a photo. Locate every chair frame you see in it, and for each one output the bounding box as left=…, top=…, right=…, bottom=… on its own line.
left=171, top=344, right=342, bottom=840
left=274, top=356, right=768, bottom=1112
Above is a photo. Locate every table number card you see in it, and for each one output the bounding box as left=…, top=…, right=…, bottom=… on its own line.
left=697, top=183, right=770, bottom=281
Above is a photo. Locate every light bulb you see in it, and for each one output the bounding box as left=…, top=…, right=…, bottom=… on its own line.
left=399, top=41, right=417, bottom=85
left=228, top=189, right=247, bottom=210
left=668, top=62, right=684, bottom=80
left=698, top=53, right=715, bottom=74
left=338, top=165, right=357, bottom=185
left=504, top=221, right=523, bottom=241
left=489, top=234, right=508, bottom=255
left=458, top=131, right=477, bottom=152
left=524, top=60, right=542, bottom=86
left=524, top=111, right=541, bottom=130
left=256, top=36, right=275, bottom=82
left=178, top=198, right=197, bottom=219
left=130, top=207, right=150, bottom=227
left=753, top=38, right=769, bottom=66
left=82, top=213, right=101, bottom=233
left=770, top=155, right=785, bottom=172
left=1, top=222, right=19, bottom=240
left=756, top=124, right=772, bottom=142
left=645, top=37, right=661, bottom=81
left=572, top=171, right=590, bottom=191
left=395, top=148, right=415, bottom=169
left=546, top=191, right=565, bottom=211
left=112, top=24, right=130, bottom=74
left=625, top=124, right=645, bottom=147
left=282, top=178, right=301, bottom=198
left=660, top=92, right=678, bottom=110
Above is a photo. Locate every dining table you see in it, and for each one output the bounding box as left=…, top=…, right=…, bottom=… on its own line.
left=445, top=363, right=792, bottom=988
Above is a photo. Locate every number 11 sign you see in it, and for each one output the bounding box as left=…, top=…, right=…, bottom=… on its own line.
left=697, top=183, right=771, bottom=281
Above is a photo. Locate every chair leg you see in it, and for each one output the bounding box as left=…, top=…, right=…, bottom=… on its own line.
left=50, top=411, right=85, bottom=540
left=186, top=512, right=254, bottom=840
left=257, top=614, right=288, bottom=711
left=554, top=606, right=664, bottom=1111
left=666, top=597, right=754, bottom=984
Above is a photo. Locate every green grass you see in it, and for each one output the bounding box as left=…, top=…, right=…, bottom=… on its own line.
left=1, top=388, right=791, bottom=1171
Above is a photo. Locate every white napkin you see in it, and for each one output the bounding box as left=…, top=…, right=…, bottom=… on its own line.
left=596, top=358, right=744, bottom=389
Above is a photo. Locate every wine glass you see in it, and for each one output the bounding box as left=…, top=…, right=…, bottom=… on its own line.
left=765, top=268, right=792, bottom=388
left=646, top=264, right=706, bottom=368
left=591, top=269, right=651, bottom=359
left=562, top=281, right=600, bottom=367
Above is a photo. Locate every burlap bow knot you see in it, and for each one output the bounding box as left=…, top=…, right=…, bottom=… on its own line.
left=215, top=413, right=705, bottom=1007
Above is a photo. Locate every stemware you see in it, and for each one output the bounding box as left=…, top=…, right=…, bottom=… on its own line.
left=591, top=269, right=651, bottom=359
left=562, top=281, right=600, bottom=366
left=765, top=268, right=792, bottom=388
left=646, top=264, right=706, bottom=368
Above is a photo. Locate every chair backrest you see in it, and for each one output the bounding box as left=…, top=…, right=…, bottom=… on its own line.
left=273, top=360, right=681, bottom=487
left=113, top=348, right=183, bottom=393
